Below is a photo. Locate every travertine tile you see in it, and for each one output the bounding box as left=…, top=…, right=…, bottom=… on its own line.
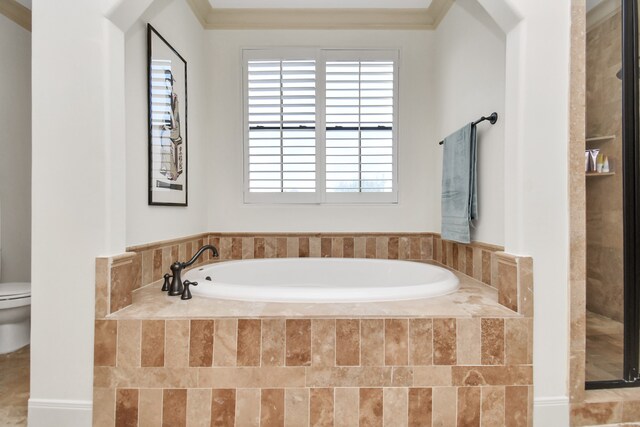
left=285, top=388, right=309, bottom=427
left=262, top=319, right=285, bottom=367
left=336, top=319, right=360, bottom=366
left=198, top=367, right=306, bottom=389
left=481, top=318, right=505, bottom=365
left=235, top=388, right=261, bottom=426
left=408, top=388, right=432, bottom=427
left=93, top=388, right=115, bottom=427
left=153, top=248, right=162, bottom=282
left=354, top=237, right=366, bottom=258
left=299, top=237, right=310, bottom=258
left=359, top=388, right=383, bottom=427
left=451, top=366, right=532, bottom=386
left=306, top=367, right=397, bottom=388
left=457, top=318, right=481, bottom=365
left=312, top=319, right=336, bottom=367
left=361, top=319, right=384, bottom=366
left=321, top=238, right=332, bottom=257
left=117, top=320, right=141, bottom=369
left=504, top=386, right=528, bottom=427
left=332, top=237, right=343, bottom=257
left=166, top=320, right=190, bottom=369
left=383, top=387, right=407, bottom=426
left=141, top=320, right=165, bottom=368
left=432, top=387, right=456, bottom=427
left=277, top=237, right=288, bottom=258
left=231, top=238, right=242, bottom=260
left=214, top=319, right=237, bottom=366
left=139, top=388, right=162, bottom=427
left=385, top=319, right=409, bottom=366
left=241, top=237, right=254, bottom=259
left=481, top=250, right=492, bottom=286
left=210, top=389, right=235, bottom=427
left=163, top=389, right=187, bottom=427
left=376, top=237, right=389, bottom=259
left=286, top=319, right=311, bottom=366
left=310, top=237, right=321, bottom=257
left=115, top=389, right=138, bottom=427
left=189, top=319, right=214, bottom=368
left=237, top=319, right=261, bottom=366
left=410, top=237, right=421, bottom=260
left=409, top=318, right=433, bottom=366
left=498, top=260, right=518, bottom=312
left=433, top=319, right=456, bottom=365
left=505, top=318, right=530, bottom=365
left=95, top=320, right=117, bottom=367
left=571, top=401, right=623, bottom=427
left=219, top=238, right=232, bottom=260
left=420, top=236, right=433, bottom=260
left=457, top=387, right=480, bottom=427
left=111, top=260, right=134, bottom=313
left=287, top=237, right=299, bottom=258
left=310, top=388, right=334, bottom=427
left=366, top=237, right=377, bottom=258
left=186, top=389, right=211, bottom=427
left=413, top=367, right=452, bottom=386
left=264, top=237, right=277, bottom=258
left=261, top=389, right=285, bottom=427
left=481, top=387, right=505, bottom=427
left=96, top=258, right=110, bottom=319
left=343, top=237, right=355, bottom=258
left=388, top=237, right=399, bottom=259
left=399, top=237, right=410, bottom=259
left=335, top=388, right=359, bottom=427
left=254, top=237, right=265, bottom=258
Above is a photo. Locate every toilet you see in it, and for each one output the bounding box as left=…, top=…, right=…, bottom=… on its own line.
left=0, top=282, right=31, bottom=354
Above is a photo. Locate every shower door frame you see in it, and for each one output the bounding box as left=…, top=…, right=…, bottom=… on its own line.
left=586, top=0, right=640, bottom=390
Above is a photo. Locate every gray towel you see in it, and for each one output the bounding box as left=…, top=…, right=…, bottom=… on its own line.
left=441, top=123, right=477, bottom=244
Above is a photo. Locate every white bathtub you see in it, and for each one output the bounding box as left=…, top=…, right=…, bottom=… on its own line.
left=183, top=258, right=459, bottom=303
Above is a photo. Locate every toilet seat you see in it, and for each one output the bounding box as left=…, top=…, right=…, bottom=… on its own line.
left=0, top=282, right=31, bottom=301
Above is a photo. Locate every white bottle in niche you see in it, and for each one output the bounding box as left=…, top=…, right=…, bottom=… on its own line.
left=603, top=156, right=610, bottom=173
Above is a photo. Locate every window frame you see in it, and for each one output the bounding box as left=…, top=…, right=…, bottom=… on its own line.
left=242, top=47, right=399, bottom=204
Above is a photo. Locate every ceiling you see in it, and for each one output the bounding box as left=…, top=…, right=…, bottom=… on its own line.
left=209, top=0, right=433, bottom=8
left=188, top=0, right=452, bottom=29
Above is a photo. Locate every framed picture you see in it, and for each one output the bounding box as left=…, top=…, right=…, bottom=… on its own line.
left=147, top=24, right=188, bottom=206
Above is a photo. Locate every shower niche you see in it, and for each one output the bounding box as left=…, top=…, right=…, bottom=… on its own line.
left=585, top=0, right=640, bottom=389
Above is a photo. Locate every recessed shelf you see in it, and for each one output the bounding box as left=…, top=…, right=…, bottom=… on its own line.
left=586, top=135, right=616, bottom=143
left=586, top=172, right=615, bottom=177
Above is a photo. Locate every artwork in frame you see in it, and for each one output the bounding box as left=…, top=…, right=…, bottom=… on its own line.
left=148, top=24, right=188, bottom=206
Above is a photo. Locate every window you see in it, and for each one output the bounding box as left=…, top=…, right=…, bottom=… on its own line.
left=243, top=49, right=399, bottom=204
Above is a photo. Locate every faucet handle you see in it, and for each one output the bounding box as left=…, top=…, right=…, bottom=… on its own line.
left=181, top=280, right=198, bottom=300
left=162, top=274, right=172, bottom=292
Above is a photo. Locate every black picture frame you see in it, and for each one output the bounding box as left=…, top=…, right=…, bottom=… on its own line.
left=147, top=24, right=188, bottom=206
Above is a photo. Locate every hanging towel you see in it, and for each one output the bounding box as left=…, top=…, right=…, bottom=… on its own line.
left=441, top=123, right=477, bottom=244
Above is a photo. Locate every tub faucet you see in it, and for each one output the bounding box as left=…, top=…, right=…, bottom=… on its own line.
left=167, top=244, right=219, bottom=296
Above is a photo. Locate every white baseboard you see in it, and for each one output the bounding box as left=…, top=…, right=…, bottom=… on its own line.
left=534, top=396, right=570, bottom=427
left=28, top=398, right=92, bottom=427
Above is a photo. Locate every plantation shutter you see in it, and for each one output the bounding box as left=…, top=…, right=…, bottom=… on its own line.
left=325, top=59, right=395, bottom=194
left=246, top=58, right=317, bottom=197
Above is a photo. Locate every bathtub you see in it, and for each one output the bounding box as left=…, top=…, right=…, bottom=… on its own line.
left=183, top=258, right=459, bottom=303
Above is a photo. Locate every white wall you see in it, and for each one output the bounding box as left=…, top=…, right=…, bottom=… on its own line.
left=207, top=30, right=439, bottom=232
left=30, top=0, right=123, bottom=423
left=125, top=0, right=209, bottom=246
left=0, top=14, right=31, bottom=283
left=433, top=0, right=506, bottom=246
left=496, top=0, right=571, bottom=424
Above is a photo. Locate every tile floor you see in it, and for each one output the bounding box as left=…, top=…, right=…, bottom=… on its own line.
left=0, top=345, right=29, bottom=426
left=586, top=311, right=624, bottom=382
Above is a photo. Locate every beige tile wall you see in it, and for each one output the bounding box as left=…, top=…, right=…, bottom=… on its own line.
left=95, top=232, right=534, bottom=426
left=94, top=315, right=533, bottom=426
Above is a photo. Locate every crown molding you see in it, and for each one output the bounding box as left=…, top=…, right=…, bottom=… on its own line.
left=187, top=0, right=453, bottom=30
left=0, top=0, right=31, bottom=32
left=586, top=0, right=620, bottom=32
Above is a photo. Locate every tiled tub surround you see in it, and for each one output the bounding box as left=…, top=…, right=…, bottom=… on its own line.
left=94, top=233, right=533, bottom=426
